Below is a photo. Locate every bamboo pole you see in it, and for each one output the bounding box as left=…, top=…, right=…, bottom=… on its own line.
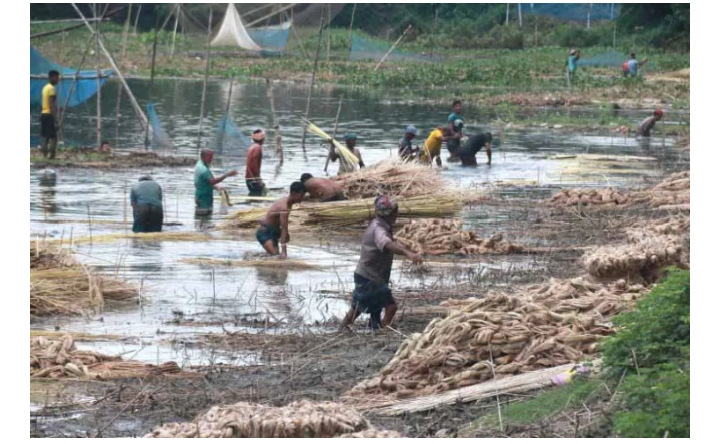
left=325, top=4, right=332, bottom=67
left=71, top=3, right=149, bottom=131
left=217, top=76, right=234, bottom=151
left=94, top=4, right=102, bottom=150
left=373, top=25, right=412, bottom=72
left=196, top=7, right=213, bottom=154
left=288, top=13, right=309, bottom=59
left=518, top=3, right=522, bottom=28
left=300, top=14, right=325, bottom=151
left=58, top=35, right=95, bottom=140
left=266, top=79, right=283, bottom=165
left=133, top=4, right=141, bottom=35
left=116, top=4, right=132, bottom=147
left=347, top=3, right=357, bottom=57
left=430, top=7, right=438, bottom=59
left=324, top=96, right=343, bottom=173
left=246, top=3, right=298, bottom=28
left=144, top=17, right=160, bottom=150
left=170, top=4, right=180, bottom=55
left=506, top=3, right=510, bottom=26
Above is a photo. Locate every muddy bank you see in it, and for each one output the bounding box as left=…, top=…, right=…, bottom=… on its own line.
left=30, top=149, right=196, bottom=169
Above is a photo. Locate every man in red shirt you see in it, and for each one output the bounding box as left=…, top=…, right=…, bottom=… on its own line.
left=246, top=129, right=267, bottom=196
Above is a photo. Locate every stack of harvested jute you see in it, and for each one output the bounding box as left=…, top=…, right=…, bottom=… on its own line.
left=544, top=170, right=689, bottom=209
left=31, top=334, right=184, bottom=380
left=396, top=219, right=524, bottom=256
left=145, top=400, right=370, bottom=438
left=331, top=158, right=448, bottom=199
left=339, top=430, right=405, bottom=438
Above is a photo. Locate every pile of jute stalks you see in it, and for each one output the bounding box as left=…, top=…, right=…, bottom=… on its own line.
left=396, top=219, right=525, bottom=256
left=344, top=212, right=690, bottom=404
left=30, top=242, right=138, bottom=316
left=545, top=171, right=689, bottom=209
left=331, top=158, right=448, bottom=199
left=145, top=400, right=402, bottom=438
left=30, top=334, right=190, bottom=380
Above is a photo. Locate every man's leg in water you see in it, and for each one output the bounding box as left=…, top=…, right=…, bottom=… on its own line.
left=486, top=147, right=492, bottom=165
left=50, top=137, right=57, bottom=159
left=340, top=304, right=361, bottom=330
left=381, top=302, right=398, bottom=328
left=262, top=239, right=279, bottom=255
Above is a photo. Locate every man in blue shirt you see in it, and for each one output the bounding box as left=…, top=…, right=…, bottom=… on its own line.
left=446, top=100, right=464, bottom=160
left=623, top=53, right=648, bottom=78
left=130, top=175, right=163, bottom=233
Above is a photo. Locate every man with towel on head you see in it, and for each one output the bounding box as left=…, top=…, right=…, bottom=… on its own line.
left=256, top=181, right=306, bottom=259
left=398, top=125, right=419, bottom=161
left=300, top=173, right=347, bottom=202
left=131, top=174, right=163, bottom=233
left=340, top=195, right=423, bottom=331
left=636, top=109, right=663, bottom=138
left=246, top=129, right=267, bottom=196
left=330, top=134, right=365, bottom=175
left=194, top=148, right=238, bottom=215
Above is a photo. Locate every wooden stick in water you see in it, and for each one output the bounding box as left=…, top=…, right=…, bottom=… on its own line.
left=86, top=203, right=93, bottom=247
left=196, top=7, right=213, bottom=154
left=133, top=4, right=141, bottom=35
left=95, top=3, right=102, bottom=150
left=374, top=25, right=412, bottom=72
left=324, top=96, right=343, bottom=173
left=58, top=35, right=95, bottom=141
left=115, top=4, right=132, bottom=147
left=144, top=16, right=160, bottom=150
left=266, top=79, right=283, bottom=165
left=347, top=3, right=357, bottom=56
left=300, top=14, right=325, bottom=151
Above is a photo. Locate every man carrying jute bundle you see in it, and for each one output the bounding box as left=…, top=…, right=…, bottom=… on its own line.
left=340, top=195, right=422, bottom=331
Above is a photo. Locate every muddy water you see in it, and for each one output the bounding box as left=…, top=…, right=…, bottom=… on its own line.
left=30, top=79, right=687, bottom=367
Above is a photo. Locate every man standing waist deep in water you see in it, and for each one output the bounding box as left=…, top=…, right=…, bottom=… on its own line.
left=246, top=129, right=267, bottom=196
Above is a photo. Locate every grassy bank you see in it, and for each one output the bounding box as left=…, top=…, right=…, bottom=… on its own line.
left=31, top=23, right=689, bottom=108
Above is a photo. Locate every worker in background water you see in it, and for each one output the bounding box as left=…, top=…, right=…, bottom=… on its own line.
left=194, top=148, right=238, bottom=215
left=131, top=175, right=163, bottom=233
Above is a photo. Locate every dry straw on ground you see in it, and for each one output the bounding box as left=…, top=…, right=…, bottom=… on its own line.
left=145, top=400, right=369, bottom=438
left=30, top=242, right=138, bottom=316
left=30, top=334, right=190, bottom=380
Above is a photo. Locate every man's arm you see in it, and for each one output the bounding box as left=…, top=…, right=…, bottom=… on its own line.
left=208, top=170, right=238, bottom=186
left=356, top=149, right=365, bottom=168
left=385, top=241, right=422, bottom=264
left=130, top=188, right=137, bottom=210
left=279, top=209, right=290, bottom=258
left=435, top=155, right=442, bottom=167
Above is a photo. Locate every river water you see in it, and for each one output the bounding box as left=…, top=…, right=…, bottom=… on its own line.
left=29, top=78, right=687, bottom=366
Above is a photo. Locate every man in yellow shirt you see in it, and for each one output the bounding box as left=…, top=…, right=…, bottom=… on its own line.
left=41, top=70, right=60, bottom=159
left=419, top=127, right=450, bottom=167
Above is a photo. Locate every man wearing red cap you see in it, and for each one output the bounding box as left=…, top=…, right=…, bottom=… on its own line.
left=637, top=109, right=663, bottom=138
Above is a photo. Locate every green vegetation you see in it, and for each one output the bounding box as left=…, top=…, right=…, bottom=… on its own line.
left=602, top=267, right=690, bottom=438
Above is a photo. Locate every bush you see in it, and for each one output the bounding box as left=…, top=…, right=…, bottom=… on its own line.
left=602, top=267, right=690, bottom=438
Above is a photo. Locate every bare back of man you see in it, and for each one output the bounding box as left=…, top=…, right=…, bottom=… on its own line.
left=306, top=178, right=345, bottom=202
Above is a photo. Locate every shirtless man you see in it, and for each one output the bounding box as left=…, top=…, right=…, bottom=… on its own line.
left=300, top=173, right=347, bottom=202
left=246, top=129, right=267, bottom=196
left=255, top=181, right=306, bottom=259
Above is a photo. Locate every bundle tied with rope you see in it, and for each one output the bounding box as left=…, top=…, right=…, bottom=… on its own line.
left=145, top=400, right=369, bottom=438
left=30, top=334, right=185, bottom=379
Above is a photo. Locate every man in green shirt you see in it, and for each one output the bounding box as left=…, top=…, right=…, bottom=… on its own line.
left=194, top=148, right=238, bottom=213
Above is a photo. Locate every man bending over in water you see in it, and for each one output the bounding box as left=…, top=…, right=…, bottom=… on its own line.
left=300, top=173, right=347, bottom=202
left=458, top=132, right=493, bottom=166
left=256, top=181, right=306, bottom=259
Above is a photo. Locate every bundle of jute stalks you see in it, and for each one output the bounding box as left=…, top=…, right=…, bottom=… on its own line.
left=222, top=196, right=463, bottom=231
left=545, top=187, right=631, bottom=207
left=145, top=400, right=368, bottom=438
left=396, top=219, right=524, bottom=256
left=30, top=243, right=138, bottom=316
left=331, top=158, right=448, bottom=199
left=345, top=275, right=647, bottom=403
left=31, top=334, right=186, bottom=380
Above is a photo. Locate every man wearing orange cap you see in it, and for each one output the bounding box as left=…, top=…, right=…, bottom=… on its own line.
left=636, top=109, right=663, bottom=138
left=246, top=129, right=267, bottom=196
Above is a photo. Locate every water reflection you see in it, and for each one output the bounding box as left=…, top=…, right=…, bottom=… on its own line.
left=255, top=265, right=289, bottom=286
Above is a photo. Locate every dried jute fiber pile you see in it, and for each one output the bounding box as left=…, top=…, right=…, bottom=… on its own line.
left=583, top=213, right=690, bottom=283
left=31, top=335, right=184, bottom=380
left=345, top=276, right=647, bottom=404
left=544, top=171, right=689, bottom=209
left=396, top=219, right=524, bottom=256
left=145, top=400, right=370, bottom=438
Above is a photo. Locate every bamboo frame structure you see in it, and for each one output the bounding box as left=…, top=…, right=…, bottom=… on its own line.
left=300, top=14, right=325, bottom=151
left=196, top=7, right=214, bottom=154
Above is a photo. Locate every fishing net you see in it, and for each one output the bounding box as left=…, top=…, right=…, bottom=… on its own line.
left=30, top=45, right=112, bottom=109
left=214, top=113, right=252, bottom=153
left=349, top=32, right=430, bottom=63
left=146, top=102, right=173, bottom=149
